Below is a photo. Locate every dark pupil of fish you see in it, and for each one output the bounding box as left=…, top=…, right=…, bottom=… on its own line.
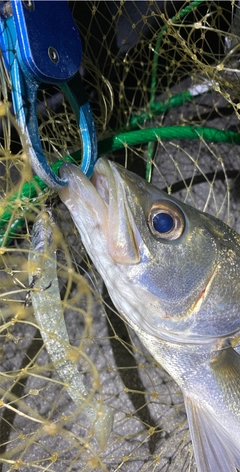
left=152, top=212, right=174, bottom=233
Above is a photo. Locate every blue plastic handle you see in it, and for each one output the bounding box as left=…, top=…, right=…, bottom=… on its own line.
left=0, top=1, right=98, bottom=189
left=11, top=1, right=82, bottom=82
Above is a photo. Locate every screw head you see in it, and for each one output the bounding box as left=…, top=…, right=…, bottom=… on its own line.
left=23, top=1, right=34, bottom=11
left=48, top=47, right=59, bottom=64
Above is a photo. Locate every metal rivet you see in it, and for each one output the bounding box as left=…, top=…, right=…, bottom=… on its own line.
left=23, top=1, right=34, bottom=11
left=48, top=47, right=59, bottom=64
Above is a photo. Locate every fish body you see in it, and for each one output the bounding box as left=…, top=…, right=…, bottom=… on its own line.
left=59, top=158, right=240, bottom=471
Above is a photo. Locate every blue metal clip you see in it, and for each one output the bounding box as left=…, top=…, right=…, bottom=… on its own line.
left=0, top=0, right=97, bottom=189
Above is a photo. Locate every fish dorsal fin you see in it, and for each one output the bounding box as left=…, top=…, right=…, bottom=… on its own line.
left=184, top=394, right=240, bottom=472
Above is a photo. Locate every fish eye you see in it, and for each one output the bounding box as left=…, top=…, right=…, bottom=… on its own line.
left=148, top=201, right=185, bottom=240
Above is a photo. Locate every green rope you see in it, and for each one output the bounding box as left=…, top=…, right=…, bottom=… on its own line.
left=1, top=125, right=239, bottom=246
left=146, top=0, right=205, bottom=180
left=129, top=91, right=193, bottom=128
left=0, top=217, right=25, bottom=247
left=150, top=0, right=204, bottom=109
left=129, top=88, right=212, bottom=128
left=0, top=156, right=73, bottom=246
left=98, top=126, right=240, bottom=154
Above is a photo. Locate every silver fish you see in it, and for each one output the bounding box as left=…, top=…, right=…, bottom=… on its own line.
left=59, top=158, right=240, bottom=472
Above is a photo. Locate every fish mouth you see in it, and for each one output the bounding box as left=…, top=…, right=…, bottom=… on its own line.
left=91, top=159, right=141, bottom=264
left=59, top=158, right=140, bottom=264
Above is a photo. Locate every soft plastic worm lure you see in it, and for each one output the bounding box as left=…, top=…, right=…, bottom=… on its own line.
left=28, top=209, right=113, bottom=449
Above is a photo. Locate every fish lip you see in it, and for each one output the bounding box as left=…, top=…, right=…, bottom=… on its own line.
left=91, top=158, right=123, bottom=202
left=59, top=161, right=109, bottom=230
left=92, top=158, right=141, bottom=264
left=91, top=159, right=112, bottom=205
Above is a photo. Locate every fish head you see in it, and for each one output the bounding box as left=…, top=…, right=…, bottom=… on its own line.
left=59, top=158, right=240, bottom=345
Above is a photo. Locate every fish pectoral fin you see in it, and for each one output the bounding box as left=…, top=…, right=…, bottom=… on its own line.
left=184, top=395, right=240, bottom=472
left=210, top=345, right=240, bottom=399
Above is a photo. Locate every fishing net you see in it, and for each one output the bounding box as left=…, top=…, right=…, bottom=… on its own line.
left=0, top=1, right=240, bottom=471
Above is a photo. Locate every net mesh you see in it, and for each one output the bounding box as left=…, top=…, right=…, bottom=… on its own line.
left=0, top=1, right=240, bottom=471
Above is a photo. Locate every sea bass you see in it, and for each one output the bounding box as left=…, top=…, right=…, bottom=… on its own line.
left=59, top=158, right=240, bottom=472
